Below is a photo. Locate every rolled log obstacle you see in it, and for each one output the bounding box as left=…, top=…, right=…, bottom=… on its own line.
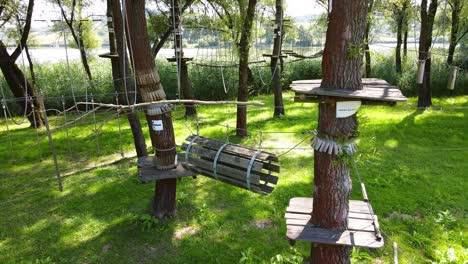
left=181, top=135, right=280, bottom=195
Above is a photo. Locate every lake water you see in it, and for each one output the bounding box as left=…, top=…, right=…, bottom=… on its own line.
left=7, top=42, right=446, bottom=64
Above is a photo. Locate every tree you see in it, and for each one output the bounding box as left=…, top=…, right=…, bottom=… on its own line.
left=311, top=0, right=368, bottom=263
left=364, top=0, right=375, bottom=77
left=125, top=0, right=178, bottom=218
left=0, top=0, right=45, bottom=128
left=387, top=0, right=411, bottom=73
left=170, top=0, right=197, bottom=117
left=105, top=0, right=147, bottom=158
left=447, top=0, right=466, bottom=65
left=271, top=0, right=284, bottom=117
left=236, top=0, right=258, bottom=137
left=53, top=0, right=96, bottom=84
left=417, top=0, right=438, bottom=108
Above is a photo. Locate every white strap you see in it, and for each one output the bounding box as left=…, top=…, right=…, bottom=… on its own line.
left=213, top=142, right=230, bottom=180
left=185, top=136, right=199, bottom=162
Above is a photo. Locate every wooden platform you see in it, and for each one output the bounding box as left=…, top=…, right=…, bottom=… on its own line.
left=137, top=156, right=196, bottom=183
left=291, top=78, right=407, bottom=104
left=285, top=197, right=384, bottom=249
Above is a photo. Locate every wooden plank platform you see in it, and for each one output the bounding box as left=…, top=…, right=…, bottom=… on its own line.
left=137, top=156, right=196, bottom=183
left=285, top=197, right=384, bottom=249
left=290, top=78, right=407, bottom=103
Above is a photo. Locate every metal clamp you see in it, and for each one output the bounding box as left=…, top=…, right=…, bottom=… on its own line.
left=246, top=150, right=262, bottom=190
left=185, top=135, right=199, bottom=162
left=213, top=142, right=230, bottom=180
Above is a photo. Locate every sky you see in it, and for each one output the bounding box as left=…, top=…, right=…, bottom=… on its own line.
left=31, top=0, right=324, bottom=21
left=285, top=0, right=324, bottom=17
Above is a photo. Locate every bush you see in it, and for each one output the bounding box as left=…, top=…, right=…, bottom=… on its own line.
left=372, top=52, right=468, bottom=96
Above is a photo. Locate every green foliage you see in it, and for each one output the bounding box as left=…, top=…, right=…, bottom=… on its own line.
left=371, top=52, right=468, bottom=96
left=0, top=92, right=467, bottom=263
left=239, top=248, right=261, bottom=264
left=133, top=213, right=160, bottom=231
left=351, top=248, right=373, bottom=263
left=270, top=248, right=304, bottom=264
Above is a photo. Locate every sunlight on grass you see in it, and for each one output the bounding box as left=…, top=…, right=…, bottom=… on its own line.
left=0, top=95, right=466, bottom=263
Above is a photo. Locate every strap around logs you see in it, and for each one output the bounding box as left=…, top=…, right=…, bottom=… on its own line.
left=246, top=150, right=262, bottom=190
left=185, top=135, right=199, bottom=162
left=213, top=142, right=230, bottom=180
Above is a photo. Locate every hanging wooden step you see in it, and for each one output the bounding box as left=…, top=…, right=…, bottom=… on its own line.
left=181, top=135, right=280, bottom=195
left=285, top=197, right=384, bottom=249
left=137, top=155, right=196, bottom=183
left=167, top=57, right=194, bottom=63
left=98, top=52, right=119, bottom=59
left=291, top=78, right=407, bottom=105
left=263, top=53, right=288, bottom=59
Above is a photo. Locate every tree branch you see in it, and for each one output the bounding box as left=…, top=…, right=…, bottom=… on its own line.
left=151, top=0, right=196, bottom=57
left=11, top=0, right=34, bottom=61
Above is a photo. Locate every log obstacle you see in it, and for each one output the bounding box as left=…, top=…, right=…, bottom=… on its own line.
left=181, top=135, right=280, bottom=195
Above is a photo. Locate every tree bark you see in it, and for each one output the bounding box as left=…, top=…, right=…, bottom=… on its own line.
left=447, top=0, right=461, bottom=65
left=236, top=0, right=257, bottom=137
left=171, top=0, right=196, bottom=117
left=364, top=0, right=374, bottom=78
left=107, top=0, right=147, bottom=158
left=312, top=0, right=368, bottom=263
left=396, top=14, right=403, bottom=74
left=0, top=0, right=45, bottom=128
left=0, top=42, right=45, bottom=128
left=272, top=0, right=285, bottom=117
left=403, top=27, right=408, bottom=58
left=125, top=0, right=177, bottom=218
left=417, top=0, right=438, bottom=108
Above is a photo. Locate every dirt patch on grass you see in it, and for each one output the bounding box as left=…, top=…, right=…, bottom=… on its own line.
left=174, top=226, right=198, bottom=240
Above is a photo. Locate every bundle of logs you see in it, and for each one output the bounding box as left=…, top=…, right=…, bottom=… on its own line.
left=181, top=135, right=280, bottom=195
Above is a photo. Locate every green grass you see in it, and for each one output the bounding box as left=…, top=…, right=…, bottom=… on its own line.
left=0, top=93, right=467, bottom=263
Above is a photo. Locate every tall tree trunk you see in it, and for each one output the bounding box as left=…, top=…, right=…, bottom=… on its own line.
left=126, top=0, right=177, bottom=218
left=272, top=0, right=285, bottom=117
left=403, top=28, right=408, bottom=59
left=107, top=0, right=147, bottom=158
left=171, top=0, right=196, bottom=117
left=236, top=0, right=257, bottom=137
left=396, top=15, right=403, bottom=74
left=0, top=41, right=45, bottom=128
left=418, top=0, right=438, bottom=108
left=447, top=0, right=460, bottom=65
left=364, top=0, right=374, bottom=78
left=311, top=0, right=368, bottom=263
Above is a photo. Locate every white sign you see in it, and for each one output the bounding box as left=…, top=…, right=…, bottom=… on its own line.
left=152, top=120, right=163, bottom=131
left=336, top=101, right=361, bottom=118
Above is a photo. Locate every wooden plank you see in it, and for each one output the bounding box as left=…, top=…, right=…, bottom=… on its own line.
left=286, top=197, right=374, bottom=215
left=181, top=143, right=280, bottom=173
left=286, top=225, right=384, bottom=248
left=181, top=145, right=279, bottom=182
left=290, top=78, right=407, bottom=103
left=185, top=156, right=279, bottom=185
left=184, top=163, right=273, bottom=194
left=292, top=78, right=389, bottom=85
left=185, top=156, right=261, bottom=184
left=285, top=211, right=374, bottom=221
left=285, top=214, right=376, bottom=232
left=138, top=163, right=196, bottom=182
left=186, top=135, right=279, bottom=162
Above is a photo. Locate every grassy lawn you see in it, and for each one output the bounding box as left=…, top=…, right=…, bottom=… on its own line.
left=0, top=92, right=466, bottom=263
